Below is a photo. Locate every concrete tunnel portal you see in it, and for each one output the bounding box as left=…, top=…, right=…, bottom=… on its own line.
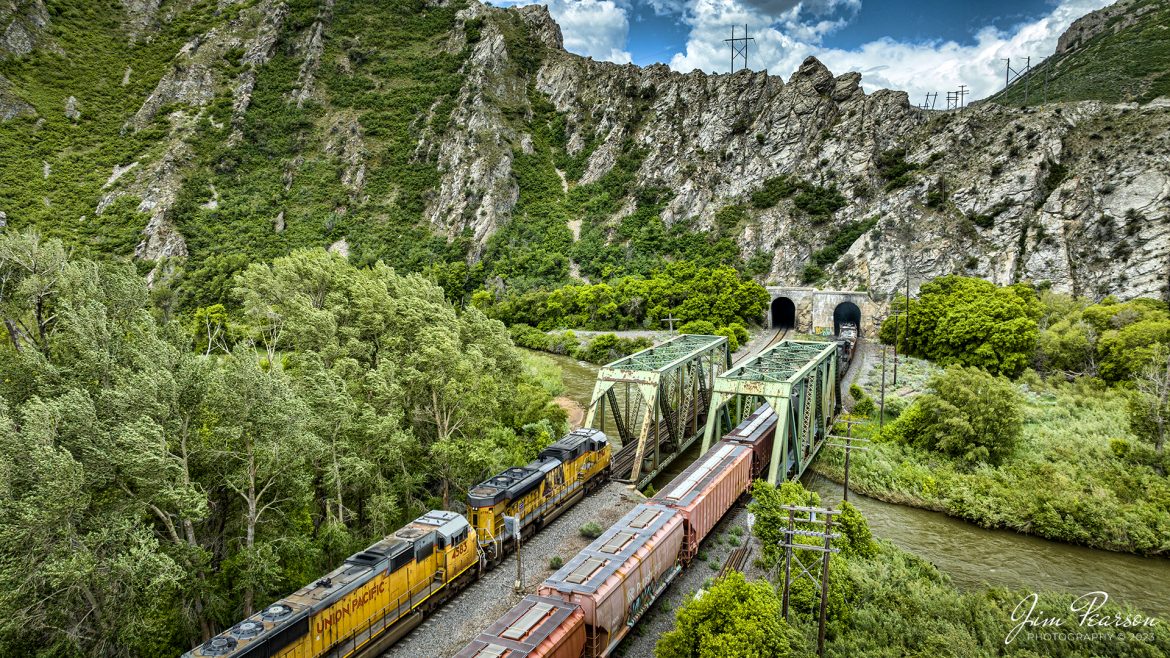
left=771, top=297, right=796, bottom=329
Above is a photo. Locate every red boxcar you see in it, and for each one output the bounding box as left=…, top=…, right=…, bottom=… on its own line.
left=454, top=595, right=585, bottom=658
left=539, top=504, right=683, bottom=657
left=721, top=404, right=777, bottom=478
left=652, top=442, right=752, bottom=561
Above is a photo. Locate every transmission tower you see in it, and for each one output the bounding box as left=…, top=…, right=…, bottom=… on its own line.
left=725, top=24, right=754, bottom=73
left=919, top=92, right=938, bottom=110
left=1002, top=56, right=1032, bottom=89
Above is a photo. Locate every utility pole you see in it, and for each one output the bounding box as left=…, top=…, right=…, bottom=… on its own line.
left=879, top=343, right=888, bottom=430
left=827, top=422, right=870, bottom=503
left=817, top=513, right=834, bottom=656
left=776, top=505, right=841, bottom=657
left=661, top=314, right=679, bottom=334
left=904, top=260, right=911, bottom=368
left=957, top=84, right=968, bottom=108
left=892, top=310, right=899, bottom=387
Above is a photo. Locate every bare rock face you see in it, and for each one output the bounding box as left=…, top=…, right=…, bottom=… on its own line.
left=1056, top=0, right=1154, bottom=55
left=0, top=73, right=34, bottom=120
left=64, top=95, right=79, bottom=120
left=128, top=0, right=287, bottom=132
left=417, top=1, right=1170, bottom=300
left=0, top=0, right=51, bottom=58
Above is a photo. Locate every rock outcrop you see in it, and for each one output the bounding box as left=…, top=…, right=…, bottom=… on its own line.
left=1, top=0, right=1166, bottom=302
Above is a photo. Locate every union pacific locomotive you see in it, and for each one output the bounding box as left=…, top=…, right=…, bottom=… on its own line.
left=183, top=429, right=611, bottom=658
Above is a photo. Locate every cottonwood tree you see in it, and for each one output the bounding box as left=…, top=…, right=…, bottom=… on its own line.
left=1128, top=344, right=1170, bottom=461
left=205, top=348, right=316, bottom=616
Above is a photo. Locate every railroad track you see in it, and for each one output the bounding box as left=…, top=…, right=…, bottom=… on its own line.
left=717, top=545, right=751, bottom=579
left=733, top=327, right=788, bottom=366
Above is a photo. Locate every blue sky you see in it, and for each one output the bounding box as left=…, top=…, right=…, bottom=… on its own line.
left=497, top=0, right=1112, bottom=100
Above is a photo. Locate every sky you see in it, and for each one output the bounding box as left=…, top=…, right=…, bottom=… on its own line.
left=492, top=0, right=1114, bottom=102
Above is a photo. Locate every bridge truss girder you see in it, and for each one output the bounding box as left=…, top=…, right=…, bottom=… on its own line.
left=584, top=334, right=731, bottom=486
left=700, top=340, right=839, bottom=484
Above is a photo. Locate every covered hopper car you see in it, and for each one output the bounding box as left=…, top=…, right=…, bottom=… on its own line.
left=458, top=405, right=779, bottom=658
left=454, top=595, right=586, bottom=658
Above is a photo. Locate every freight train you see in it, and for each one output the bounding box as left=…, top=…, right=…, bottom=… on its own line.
left=454, top=406, right=779, bottom=658
left=836, top=321, right=859, bottom=371
left=183, top=429, right=611, bottom=658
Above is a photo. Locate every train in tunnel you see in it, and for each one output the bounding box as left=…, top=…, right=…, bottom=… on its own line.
left=182, top=429, right=612, bottom=658
left=454, top=405, right=780, bottom=658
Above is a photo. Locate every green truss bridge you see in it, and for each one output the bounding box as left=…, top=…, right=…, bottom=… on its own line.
left=583, top=334, right=731, bottom=489
left=700, top=339, right=841, bottom=484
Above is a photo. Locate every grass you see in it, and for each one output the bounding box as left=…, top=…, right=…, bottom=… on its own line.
left=819, top=361, right=1170, bottom=555
left=988, top=0, right=1170, bottom=106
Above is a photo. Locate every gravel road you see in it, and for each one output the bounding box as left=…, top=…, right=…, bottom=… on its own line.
left=381, top=482, right=642, bottom=658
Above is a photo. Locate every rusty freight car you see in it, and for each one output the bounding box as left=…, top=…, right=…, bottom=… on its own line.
left=454, top=595, right=586, bottom=658
left=652, top=442, right=752, bottom=561
left=538, top=504, right=683, bottom=658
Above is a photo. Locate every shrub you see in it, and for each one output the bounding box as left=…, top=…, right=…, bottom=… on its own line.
left=727, top=322, right=749, bottom=347
left=579, top=522, right=603, bottom=539
left=885, top=365, right=1023, bottom=465
left=713, top=326, right=740, bottom=352
left=679, top=320, right=717, bottom=335
left=548, top=556, right=563, bottom=570
left=750, top=175, right=800, bottom=209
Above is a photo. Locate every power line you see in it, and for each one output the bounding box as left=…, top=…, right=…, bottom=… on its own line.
left=724, top=24, right=754, bottom=73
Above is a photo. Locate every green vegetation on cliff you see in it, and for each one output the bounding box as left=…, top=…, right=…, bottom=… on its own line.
left=989, top=0, right=1170, bottom=106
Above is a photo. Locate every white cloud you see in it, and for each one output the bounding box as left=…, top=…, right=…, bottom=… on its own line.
left=664, top=0, right=1113, bottom=101
left=500, top=0, right=634, bottom=64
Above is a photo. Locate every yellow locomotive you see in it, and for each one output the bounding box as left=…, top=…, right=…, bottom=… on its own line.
left=183, top=510, right=478, bottom=658
left=468, top=429, right=611, bottom=563
left=182, top=429, right=610, bottom=658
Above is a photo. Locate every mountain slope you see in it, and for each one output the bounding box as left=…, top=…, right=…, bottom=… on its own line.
left=0, top=0, right=1168, bottom=305
left=989, top=0, right=1170, bottom=106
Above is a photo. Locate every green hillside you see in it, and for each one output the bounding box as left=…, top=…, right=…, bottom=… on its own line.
left=990, top=0, right=1170, bottom=106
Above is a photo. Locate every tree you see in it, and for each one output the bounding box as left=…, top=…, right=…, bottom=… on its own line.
left=0, top=229, right=68, bottom=357
left=1127, top=344, right=1170, bottom=460
left=880, top=276, right=1042, bottom=377
left=655, top=571, right=803, bottom=658
left=885, top=365, right=1023, bottom=465
left=204, top=348, right=316, bottom=616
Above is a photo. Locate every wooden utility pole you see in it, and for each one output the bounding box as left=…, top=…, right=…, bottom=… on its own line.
left=817, top=513, right=835, bottom=656
left=828, top=425, right=870, bottom=503
left=879, top=344, right=888, bottom=431
left=775, top=505, right=841, bottom=657
left=661, top=314, right=679, bottom=334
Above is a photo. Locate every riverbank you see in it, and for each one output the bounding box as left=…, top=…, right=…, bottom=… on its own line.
left=625, top=482, right=1170, bottom=658
left=823, top=353, right=1170, bottom=557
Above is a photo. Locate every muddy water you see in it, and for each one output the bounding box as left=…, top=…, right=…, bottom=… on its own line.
left=803, top=472, right=1170, bottom=618
left=536, top=349, right=1170, bottom=618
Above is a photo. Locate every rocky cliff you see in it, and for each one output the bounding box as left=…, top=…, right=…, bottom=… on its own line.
left=0, top=0, right=1167, bottom=301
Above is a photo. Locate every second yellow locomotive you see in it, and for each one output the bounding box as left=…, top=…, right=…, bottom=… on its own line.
left=468, top=428, right=611, bottom=563
left=183, top=428, right=611, bottom=658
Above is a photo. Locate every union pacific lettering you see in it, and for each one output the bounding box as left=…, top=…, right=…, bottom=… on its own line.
left=316, top=579, right=388, bottom=634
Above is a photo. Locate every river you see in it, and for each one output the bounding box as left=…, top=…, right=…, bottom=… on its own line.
left=532, top=348, right=1170, bottom=618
